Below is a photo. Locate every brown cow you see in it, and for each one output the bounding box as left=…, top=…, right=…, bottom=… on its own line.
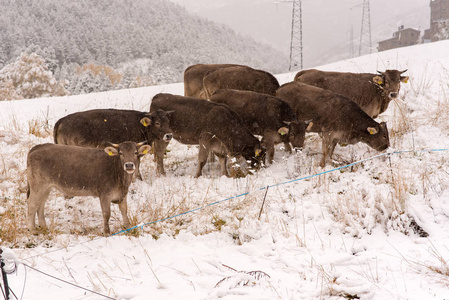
left=26, top=141, right=151, bottom=235
left=54, top=108, right=173, bottom=147
left=202, top=65, right=280, bottom=99
left=184, top=63, right=243, bottom=98
left=294, top=69, right=409, bottom=118
left=54, top=108, right=173, bottom=179
left=210, top=89, right=310, bottom=164
left=150, top=93, right=265, bottom=177
left=276, top=82, right=390, bottom=167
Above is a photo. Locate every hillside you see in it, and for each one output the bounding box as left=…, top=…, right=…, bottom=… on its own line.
left=0, top=0, right=288, bottom=92
left=1, top=41, right=449, bottom=299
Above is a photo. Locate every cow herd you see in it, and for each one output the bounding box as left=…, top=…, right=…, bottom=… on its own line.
left=26, top=63, right=409, bottom=235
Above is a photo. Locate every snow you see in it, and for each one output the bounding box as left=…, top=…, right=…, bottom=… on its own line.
left=1, top=40, right=449, bottom=299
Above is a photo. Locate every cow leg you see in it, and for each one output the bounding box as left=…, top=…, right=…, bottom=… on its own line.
left=154, top=140, right=168, bottom=175
left=217, top=154, right=228, bottom=177
left=321, top=133, right=337, bottom=167
left=195, top=143, right=209, bottom=178
left=118, top=197, right=131, bottom=230
left=262, top=137, right=275, bottom=165
left=283, top=142, right=293, bottom=154
left=100, top=197, right=112, bottom=235
left=27, top=187, right=50, bottom=232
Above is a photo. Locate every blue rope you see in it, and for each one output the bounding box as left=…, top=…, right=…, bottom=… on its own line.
left=111, top=148, right=449, bottom=236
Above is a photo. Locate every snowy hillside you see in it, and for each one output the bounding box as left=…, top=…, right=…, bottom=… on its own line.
left=1, top=40, right=449, bottom=299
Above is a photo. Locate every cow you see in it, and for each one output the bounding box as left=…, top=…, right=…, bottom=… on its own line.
left=209, top=89, right=311, bottom=164
left=26, top=141, right=151, bottom=235
left=184, top=63, right=243, bottom=98
left=53, top=108, right=173, bottom=179
left=150, top=93, right=266, bottom=177
left=294, top=69, right=409, bottom=118
left=276, top=82, right=390, bottom=167
left=202, top=65, right=280, bottom=99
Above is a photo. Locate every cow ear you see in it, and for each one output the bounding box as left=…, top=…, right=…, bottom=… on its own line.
left=400, top=76, right=409, bottom=83
left=140, top=117, right=152, bottom=127
left=367, top=127, right=378, bottom=135
left=138, top=144, right=152, bottom=156
left=278, top=127, right=289, bottom=136
left=104, top=146, right=119, bottom=156
left=373, top=75, right=383, bottom=85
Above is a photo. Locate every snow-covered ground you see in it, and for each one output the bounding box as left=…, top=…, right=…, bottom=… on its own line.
left=1, top=40, right=449, bottom=300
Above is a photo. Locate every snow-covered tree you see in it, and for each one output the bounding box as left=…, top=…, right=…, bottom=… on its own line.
left=0, top=52, right=67, bottom=100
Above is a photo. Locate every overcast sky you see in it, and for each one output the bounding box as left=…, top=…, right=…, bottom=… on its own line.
left=169, top=0, right=430, bottom=68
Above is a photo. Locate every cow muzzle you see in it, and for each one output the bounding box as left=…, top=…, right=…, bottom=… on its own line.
left=294, top=147, right=303, bottom=153
left=124, top=162, right=136, bottom=174
left=163, top=133, right=173, bottom=142
left=389, top=92, right=398, bottom=99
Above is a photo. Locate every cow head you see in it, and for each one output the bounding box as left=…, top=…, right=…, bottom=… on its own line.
left=104, top=141, right=151, bottom=175
left=240, top=143, right=266, bottom=171
left=140, top=109, right=174, bottom=143
left=278, top=120, right=313, bottom=151
left=363, top=122, right=390, bottom=152
left=372, top=70, right=409, bottom=99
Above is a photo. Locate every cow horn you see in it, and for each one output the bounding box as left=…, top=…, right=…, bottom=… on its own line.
left=400, top=69, right=408, bottom=74
left=137, top=141, right=148, bottom=146
left=107, top=142, right=120, bottom=148
left=283, top=121, right=291, bottom=125
left=377, top=70, right=384, bottom=75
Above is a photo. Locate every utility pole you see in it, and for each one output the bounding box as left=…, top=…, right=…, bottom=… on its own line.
left=275, top=0, right=303, bottom=71
left=359, top=0, right=372, bottom=55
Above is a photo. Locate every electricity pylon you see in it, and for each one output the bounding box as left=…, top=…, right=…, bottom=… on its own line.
left=359, top=0, right=372, bottom=55
left=275, top=0, right=303, bottom=71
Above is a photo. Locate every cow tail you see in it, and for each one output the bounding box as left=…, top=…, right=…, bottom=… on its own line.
left=26, top=181, right=30, bottom=199
left=53, top=119, right=61, bottom=144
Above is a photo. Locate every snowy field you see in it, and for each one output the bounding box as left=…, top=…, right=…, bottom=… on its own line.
left=1, top=40, right=449, bottom=299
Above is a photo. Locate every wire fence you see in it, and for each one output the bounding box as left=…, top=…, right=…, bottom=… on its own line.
left=1, top=147, right=447, bottom=300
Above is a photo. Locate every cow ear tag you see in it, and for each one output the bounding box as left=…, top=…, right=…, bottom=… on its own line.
left=373, top=75, right=383, bottom=85
left=367, top=127, right=378, bottom=135
left=140, top=117, right=151, bottom=127
left=401, top=76, right=409, bottom=83
left=104, top=147, right=118, bottom=156
left=255, top=149, right=262, bottom=157
left=139, top=145, right=151, bottom=155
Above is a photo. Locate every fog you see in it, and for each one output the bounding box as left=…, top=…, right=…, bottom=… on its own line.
left=169, top=0, right=430, bottom=69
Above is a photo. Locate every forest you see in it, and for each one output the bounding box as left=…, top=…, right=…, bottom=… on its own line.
left=0, top=0, right=288, bottom=99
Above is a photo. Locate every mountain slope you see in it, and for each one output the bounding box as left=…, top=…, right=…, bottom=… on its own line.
left=0, top=0, right=288, bottom=81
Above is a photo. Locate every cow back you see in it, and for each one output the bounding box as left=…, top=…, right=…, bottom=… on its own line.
left=54, top=109, right=168, bottom=148
left=184, top=64, right=243, bottom=98
left=202, top=66, right=279, bottom=99
left=210, top=89, right=296, bottom=135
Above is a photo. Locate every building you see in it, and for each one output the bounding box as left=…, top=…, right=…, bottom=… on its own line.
left=378, top=26, right=421, bottom=52
left=429, top=0, right=449, bottom=41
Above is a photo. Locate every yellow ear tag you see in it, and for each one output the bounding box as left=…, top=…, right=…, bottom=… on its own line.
left=104, top=119, right=107, bottom=122
left=255, top=149, right=261, bottom=157
left=368, top=129, right=376, bottom=135
left=108, top=150, right=114, bottom=156
left=142, top=120, right=148, bottom=127
left=377, top=80, right=383, bottom=85
left=403, top=78, right=408, bottom=83
left=143, top=149, right=148, bottom=154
